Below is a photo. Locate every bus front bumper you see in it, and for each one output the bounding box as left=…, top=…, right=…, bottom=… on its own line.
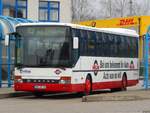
left=14, top=83, right=85, bottom=93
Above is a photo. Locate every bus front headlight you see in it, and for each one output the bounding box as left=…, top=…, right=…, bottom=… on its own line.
left=59, top=77, right=71, bottom=84
left=14, top=76, right=23, bottom=83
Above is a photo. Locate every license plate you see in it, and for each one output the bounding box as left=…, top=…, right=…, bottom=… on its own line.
left=34, top=85, right=46, bottom=89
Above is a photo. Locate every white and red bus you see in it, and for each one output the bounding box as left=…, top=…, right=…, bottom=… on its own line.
left=13, top=23, right=139, bottom=96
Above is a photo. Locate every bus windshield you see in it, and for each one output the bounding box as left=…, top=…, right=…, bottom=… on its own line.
left=15, top=26, right=72, bottom=67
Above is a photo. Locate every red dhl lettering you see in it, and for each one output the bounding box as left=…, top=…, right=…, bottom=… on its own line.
left=119, top=18, right=135, bottom=26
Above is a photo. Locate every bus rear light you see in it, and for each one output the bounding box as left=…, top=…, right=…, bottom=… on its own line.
left=14, top=76, right=23, bottom=83
left=59, top=77, right=71, bottom=84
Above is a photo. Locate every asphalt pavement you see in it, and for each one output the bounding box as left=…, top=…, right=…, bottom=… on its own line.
left=0, top=87, right=32, bottom=99
left=0, top=80, right=150, bottom=102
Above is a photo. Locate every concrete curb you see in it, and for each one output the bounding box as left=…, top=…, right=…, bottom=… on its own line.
left=82, top=95, right=144, bottom=102
left=82, top=90, right=150, bottom=102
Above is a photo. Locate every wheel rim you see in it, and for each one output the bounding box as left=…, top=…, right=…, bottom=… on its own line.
left=85, top=79, right=91, bottom=95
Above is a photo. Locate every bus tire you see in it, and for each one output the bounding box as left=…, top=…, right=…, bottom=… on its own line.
left=121, top=74, right=127, bottom=91
left=84, top=75, right=92, bottom=95
left=111, top=74, right=127, bottom=92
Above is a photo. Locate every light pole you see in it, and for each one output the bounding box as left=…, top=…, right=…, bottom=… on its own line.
left=0, top=0, right=2, bottom=15
left=144, top=26, right=150, bottom=89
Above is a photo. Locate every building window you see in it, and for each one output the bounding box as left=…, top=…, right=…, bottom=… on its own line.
left=39, top=1, right=60, bottom=22
left=2, top=0, right=27, bottom=18
left=16, top=0, right=27, bottom=18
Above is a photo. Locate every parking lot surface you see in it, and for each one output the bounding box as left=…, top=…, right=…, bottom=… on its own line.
left=0, top=80, right=150, bottom=113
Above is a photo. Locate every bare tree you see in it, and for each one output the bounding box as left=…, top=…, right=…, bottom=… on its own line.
left=132, top=0, right=150, bottom=16
left=97, top=0, right=110, bottom=18
left=97, top=0, right=150, bottom=18
left=96, top=0, right=130, bottom=18
left=72, top=0, right=95, bottom=22
left=114, top=0, right=129, bottom=17
left=71, top=0, right=150, bottom=22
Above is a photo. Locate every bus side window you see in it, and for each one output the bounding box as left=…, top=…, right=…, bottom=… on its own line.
left=134, top=37, right=138, bottom=58
left=130, top=37, right=136, bottom=58
left=120, top=36, right=126, bottom=57
left=116, top=35, right=121, bottom=57
left=72, top=29, right=76, bottom=37
left=124, top=36, right=128, bottom=57
left=112, top=34, right=116, bottom=57
left=96, top=32, right=103, bottom=56
left=105, top=33, right=111, bottom=57
left=126, top=37, right=131, bottom=57
left=72, top=28, right=80, bottom=37
left=108, top=34, right=114, bottom=57
left=80, top=30, right=88, bottom=56
left=135, top=37, right=138, bottom=57
left=87, top=31, right=96, bottom=56
left=121, top=36, right=126, bottom=57
left=113, top=35, right=118, bottom=57
left=102, top=33, right=107, bottom=56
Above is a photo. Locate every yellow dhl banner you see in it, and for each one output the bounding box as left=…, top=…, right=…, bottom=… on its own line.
left=78, top=16, right=139, bottom=28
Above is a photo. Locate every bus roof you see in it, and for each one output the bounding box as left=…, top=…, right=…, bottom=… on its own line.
left=16, top=22, right=139, bottom=37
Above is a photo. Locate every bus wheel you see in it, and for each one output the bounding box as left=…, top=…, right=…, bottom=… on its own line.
left=121, top=75, right=127, bottom=91
left=85, top=76, right=92, bottom=95
left=33, top=92, right=44, bottom=97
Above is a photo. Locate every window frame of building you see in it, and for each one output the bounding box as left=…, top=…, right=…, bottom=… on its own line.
left=1, top=0, right=27, bottom=18
left=39, top=1, right=60, bottom=22
left=16, top=0, right=28, bottom=18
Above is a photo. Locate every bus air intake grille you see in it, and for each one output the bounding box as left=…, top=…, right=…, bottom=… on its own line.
left=22, top=79, right=59, bottom=83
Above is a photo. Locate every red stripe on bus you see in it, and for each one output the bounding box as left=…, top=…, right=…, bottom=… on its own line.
left=14, top=79, right=138, bottom=93
left=92, top=80, right=138, bottom=90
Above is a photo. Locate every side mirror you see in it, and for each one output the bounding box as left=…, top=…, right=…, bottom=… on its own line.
left=5, top=34, right=10, bottom=46
left=73, top=37, right=79, bottom=49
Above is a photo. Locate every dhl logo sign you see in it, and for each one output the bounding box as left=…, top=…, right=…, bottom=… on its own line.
left=117, top=18, right=138, bottom=26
